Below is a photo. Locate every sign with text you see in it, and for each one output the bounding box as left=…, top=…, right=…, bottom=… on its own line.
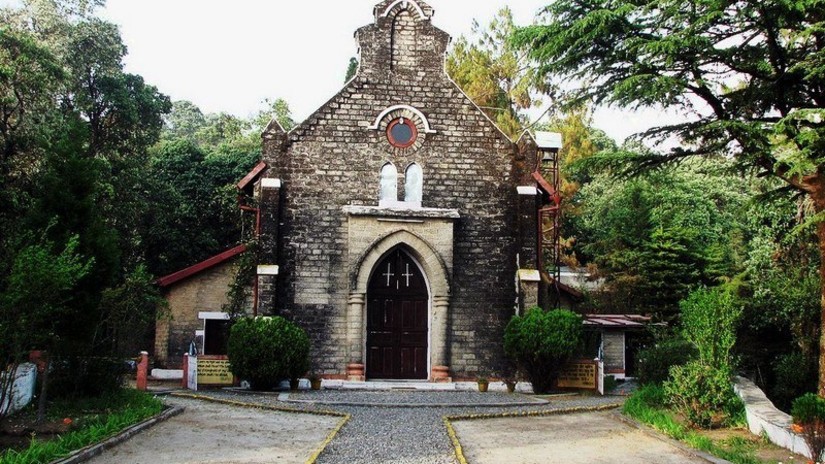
left=197, top=356, right=234, bottom=386
left=557, top=361, right=598, bottom=390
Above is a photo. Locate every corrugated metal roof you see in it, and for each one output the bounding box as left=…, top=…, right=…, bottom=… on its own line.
left=535, top=131, right=563, bottom=150
left=583, top=314, right=655, bottom=328
left=158, top=245, right=247, bottom=287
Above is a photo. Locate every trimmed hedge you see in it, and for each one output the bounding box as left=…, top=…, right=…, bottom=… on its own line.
left=504, top=307, right=582, bottom=394
left=227, top=317, right=310, bottom=391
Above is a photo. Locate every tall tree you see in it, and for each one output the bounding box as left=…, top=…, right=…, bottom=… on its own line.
left=515, top=0, right=825, bottom=393
left=447, top=7, right=550, bottom=139
left=344, top=57, right=358, bottom=83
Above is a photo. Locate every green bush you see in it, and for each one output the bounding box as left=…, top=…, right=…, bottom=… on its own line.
left=665, top=360, right=742, bottom=428
left=791, top=394, right=825, bottom=463
left=227, top=317, right=310, bottom=391
left=664, top=286, right=743, bottom=429
left=636, top=337, right=697, bottom=385
left=772, top=352, right=817, bottom=412
left=504, top=307, right=582, bottom=394
left=680, top=287, right=741, bottom=367
left=791, top=393, right=825, bottom=425
left=48, top=356, right=129, bottom=399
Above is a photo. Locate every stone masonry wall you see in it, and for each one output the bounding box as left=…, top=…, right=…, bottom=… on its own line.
left=155, top=260, right=238, bottom=368
left=259, top=0, right=528, bottom=378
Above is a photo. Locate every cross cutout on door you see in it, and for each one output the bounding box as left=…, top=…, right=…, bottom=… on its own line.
left=382, top=262, right=394, bottom=287
left=402, top=263, right=414, bottom=287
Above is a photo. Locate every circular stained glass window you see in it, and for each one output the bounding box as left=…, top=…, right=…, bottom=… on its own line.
left=387, top=118, right=418, bottom=148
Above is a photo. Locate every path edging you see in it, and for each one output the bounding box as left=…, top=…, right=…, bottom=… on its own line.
left=614, top=412, right=732, bottom=464
left=50, top=405, right=184, bottom=464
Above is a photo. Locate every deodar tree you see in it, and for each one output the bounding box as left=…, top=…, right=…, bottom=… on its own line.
left=514, top=0, right=825, bottom=394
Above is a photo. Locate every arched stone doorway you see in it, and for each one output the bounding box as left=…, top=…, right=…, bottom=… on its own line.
left=346, top=229, right=452, bottom=381
left=366, top=248, right=429, bottom=379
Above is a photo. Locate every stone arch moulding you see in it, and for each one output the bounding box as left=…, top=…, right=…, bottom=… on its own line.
left=352, top=229, right=449, bottom=296
left=369, top=105, right=437, bottom=134
left=380, top=0, right=428, bottom=20
left=348, top=229, right=452, bottom=382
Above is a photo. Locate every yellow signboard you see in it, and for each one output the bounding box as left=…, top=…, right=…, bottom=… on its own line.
left=197, top=357, right=234, bottom=386
left=557, top=361, right=598, bottom=390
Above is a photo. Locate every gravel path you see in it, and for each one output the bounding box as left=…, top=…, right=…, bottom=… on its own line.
left=196, top=390, right=625, bottom=464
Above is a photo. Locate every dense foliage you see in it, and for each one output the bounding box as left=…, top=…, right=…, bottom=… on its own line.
left=504, top=307, right=582, bottom=393
left=517, top=0, right=825, bottom=393
left=664, top=287, right=742, bottom=428
left=574, top=163, right=749, bottom=320
left=227, top=317, right=310, bottom=391
left=446, top=7, right=550, bottom=139
left=0, top=0, right=290, bottom=417
left=636, top=337, right=696, bottom=386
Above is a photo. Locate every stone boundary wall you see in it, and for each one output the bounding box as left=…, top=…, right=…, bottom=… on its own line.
left=732, top=376, right=811, bottom=458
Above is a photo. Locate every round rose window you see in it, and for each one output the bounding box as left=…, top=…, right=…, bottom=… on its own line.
left=387, top=118, right=418, bottom=148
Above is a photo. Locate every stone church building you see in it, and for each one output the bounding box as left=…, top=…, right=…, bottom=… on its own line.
left=155, top=0, right=562, bottom=382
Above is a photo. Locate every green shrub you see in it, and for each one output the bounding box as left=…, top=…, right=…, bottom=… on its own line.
left=48, top=356, right=129, bottom=399
left=791, top=393, right=825, bottom=425
left=664, top=287, right=743, bottom=429
left=665, top=360, right=742, bottom=428
left=772, top=352, right=817, bottom=412
left=227, top=317, right=310, bottom=390
left=636, top=336, right=697, bottom=385
left=504, top=307, right=582, bottom=394
left=680, top=287, right=740, bottom=367
left=791, top=394, right=825, bottom=463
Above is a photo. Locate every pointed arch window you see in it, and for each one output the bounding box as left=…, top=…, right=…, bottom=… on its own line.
left=379, top=163, right=398, bottom=204
left=404, top=163, right=423, bottom=204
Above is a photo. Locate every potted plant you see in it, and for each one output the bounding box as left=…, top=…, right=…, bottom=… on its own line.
left=792, top=393, right=825, bottom=463
left=477, top=376, right=489, bottom=393
left=503, top=377, right=517, bottom=393
left=309, top=373, right=322, bottom=391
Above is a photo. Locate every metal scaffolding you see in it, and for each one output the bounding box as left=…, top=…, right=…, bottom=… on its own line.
left=534, top=132, right=563, bottom=309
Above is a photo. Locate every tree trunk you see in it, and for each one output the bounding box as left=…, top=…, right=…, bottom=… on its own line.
left=818, top=214, right=825, bottom=397
left=36, top=357, right=49, bottom=424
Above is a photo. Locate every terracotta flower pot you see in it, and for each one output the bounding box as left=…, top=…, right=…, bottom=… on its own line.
left=505, top=381, right=517, bottom=393
left=310, top=378, right=322, bottom=390
left=478, top=381, right=489, bottom=393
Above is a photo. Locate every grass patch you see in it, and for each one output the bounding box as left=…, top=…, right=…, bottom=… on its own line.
left=623, top=385, right=764, bottom=464
left=0, top=389, right=163, bottom=464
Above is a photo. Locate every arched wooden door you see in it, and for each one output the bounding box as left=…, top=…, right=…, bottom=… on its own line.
left=366, top=248, right=429, bottom=380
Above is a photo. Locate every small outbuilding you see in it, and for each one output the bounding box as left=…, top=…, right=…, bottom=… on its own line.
left=584, top=314, right=657, bottom=379
left=154, top=245, right=246, bottom=368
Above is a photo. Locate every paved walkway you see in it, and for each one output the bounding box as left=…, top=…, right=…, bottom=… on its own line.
left=85, top=397, right=340, bottom=464
left=452, top=410, right=711, bottom=464
left=199, top=390, right=625, bottom=464
left=86, top=390, right=718, bottom=464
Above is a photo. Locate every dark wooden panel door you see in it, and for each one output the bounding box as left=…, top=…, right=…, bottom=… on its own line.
left=367, top=249, right=428, bottom=380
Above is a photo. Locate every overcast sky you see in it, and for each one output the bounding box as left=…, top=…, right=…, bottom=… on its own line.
left=8, top=0, right=687, bottom=145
